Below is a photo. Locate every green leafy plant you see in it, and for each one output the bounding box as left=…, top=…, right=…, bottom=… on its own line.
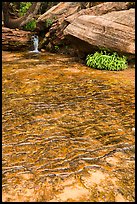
left=19, top=2, right=36, bottom=31
left=54, top=45, right=59, bottom=51
left=19, top=2, right=32, bottom=16
left=86, top=51, right=128, bottom=71
left=23, top=19, right=36, bottom=31
left=45, top=18, right=53, bottom=28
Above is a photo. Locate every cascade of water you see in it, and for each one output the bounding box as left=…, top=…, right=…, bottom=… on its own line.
left=29, top=35, right=40, bottom=53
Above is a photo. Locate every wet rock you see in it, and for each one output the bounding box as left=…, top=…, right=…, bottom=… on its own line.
left=41, top=49, right=46, bottom=52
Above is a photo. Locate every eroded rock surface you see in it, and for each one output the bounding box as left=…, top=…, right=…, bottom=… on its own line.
left=64, top=8, right=135, bottom=55
left=65, top=2, right=132, bottom=23
left=2, top=27, right=31, bottom=51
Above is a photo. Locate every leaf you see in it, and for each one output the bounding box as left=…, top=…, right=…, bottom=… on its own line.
left=85, top=51, right=128, bottom=71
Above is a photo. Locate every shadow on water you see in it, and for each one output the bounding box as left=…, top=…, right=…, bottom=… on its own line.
left=2, top=51, right=135, bottom=202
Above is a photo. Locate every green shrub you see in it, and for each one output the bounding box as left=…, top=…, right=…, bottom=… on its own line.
left=19, top=2, right=32, bottom=16
left=86, top=51, right=128, bottom=71
left=54, top=45, right=59, bottom=51
left=19, top=2, right=36, bottom=31
left=45, top=18, right=53, bottom=28
left=23, top=19, right=36, bottom=31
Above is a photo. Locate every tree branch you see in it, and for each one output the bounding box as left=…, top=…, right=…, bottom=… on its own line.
left=2, top=2, right=41, bottom=29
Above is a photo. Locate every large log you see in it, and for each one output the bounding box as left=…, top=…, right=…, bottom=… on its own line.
left=64, top=8, right=135, bottom=55
left=2, top=27, right=31, bottom=51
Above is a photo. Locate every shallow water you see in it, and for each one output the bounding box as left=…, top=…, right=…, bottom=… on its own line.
left=2, top=51, right=135, bottom=202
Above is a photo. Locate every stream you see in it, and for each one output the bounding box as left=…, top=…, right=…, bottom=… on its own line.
left=2, top=51, right=135, bottom=202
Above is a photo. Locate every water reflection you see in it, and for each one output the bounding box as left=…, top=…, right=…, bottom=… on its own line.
left=2, top=51, right=135, bottom=202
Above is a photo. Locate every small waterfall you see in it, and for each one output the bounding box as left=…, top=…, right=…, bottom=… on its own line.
left=29, top=35, right=40, bottom=53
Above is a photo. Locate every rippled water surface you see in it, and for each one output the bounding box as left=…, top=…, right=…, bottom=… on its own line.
left=2, top=51, right=135, bottom=202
